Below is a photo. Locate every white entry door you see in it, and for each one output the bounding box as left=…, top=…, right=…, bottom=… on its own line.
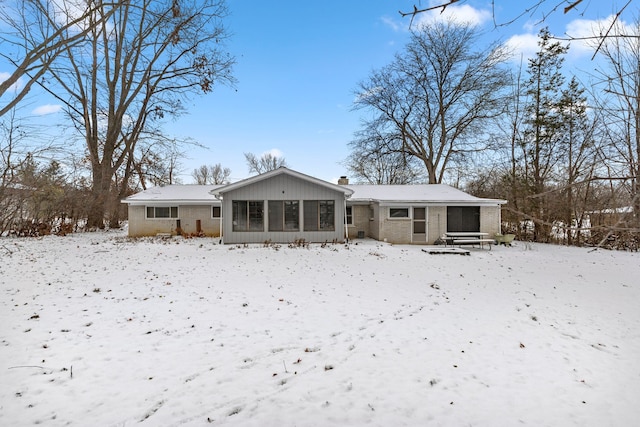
left=412, top=207, right=426, bottom=243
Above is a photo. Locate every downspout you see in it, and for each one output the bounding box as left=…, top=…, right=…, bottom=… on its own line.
left=214, top=194, right=223, bottom=244
left=344, top=194, right=351, bottom=243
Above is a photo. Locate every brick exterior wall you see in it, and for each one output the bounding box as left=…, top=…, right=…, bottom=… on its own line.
left=127, top=205, right=221, bottom=237
left=380, top=216, right=413, bottom=244
left=346, top=205, right=372, bottom=240
left=480, top=206, right=501, bottom=236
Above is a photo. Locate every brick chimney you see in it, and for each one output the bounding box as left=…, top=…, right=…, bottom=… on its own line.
left=338, top=176, right=349, bottom=185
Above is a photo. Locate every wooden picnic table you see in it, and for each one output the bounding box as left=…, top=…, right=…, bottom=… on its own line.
left=444, top=232, right=495, bottom=249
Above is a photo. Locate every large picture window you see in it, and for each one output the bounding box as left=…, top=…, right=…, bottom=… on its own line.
left=447, top=206, right=480, bottom=232
left=304, top=200, right=335, bottom=231
left=268, top=200, right=299, bottom=231
left=233, top=201, right=264, bottom=231
left=146, top=206, right=178, bottom=219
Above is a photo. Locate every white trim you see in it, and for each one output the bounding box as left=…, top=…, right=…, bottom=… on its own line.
left=211, top=167, right=354, bottom=198
left=388, top=207, right=410, bottom=219
left=146, top=206, right=179, bottom=219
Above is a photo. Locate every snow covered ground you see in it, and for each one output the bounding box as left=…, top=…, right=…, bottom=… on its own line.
left=1, top=231, right=639, bottom=426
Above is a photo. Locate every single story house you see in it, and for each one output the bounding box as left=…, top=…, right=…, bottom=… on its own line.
left=123, top=167, right=507, bottom=244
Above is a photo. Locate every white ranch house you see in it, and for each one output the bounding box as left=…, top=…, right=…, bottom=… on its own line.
left=123, top=168, right=506, bottom=244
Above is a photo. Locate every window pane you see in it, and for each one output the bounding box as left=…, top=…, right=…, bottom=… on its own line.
left=389, top=208, right=409, bottom=218
left=249, top=201, right=264, bottom=231
left=269, top=201, right=283, bottom=231
left=170, top=207, right=178, bottom=218
left=447, top=206, right=480, bottom=232
left=233, top=201, right=247, bottom=231
left=284, top=201, right=299, bottom=230
left=414, top=221, right=426, bottom=233
left=212, top=206, right=221, bottom=218
left=319, top=200, right=335, bottom=230
left=156, top=207, right=170, bottom=218
left=345, top=206, right=353, bottom=225
left=414, top=208, right=426, bottom=220
left=146, top=206, right=154, bottom=218
left=304, top=200, right=318, bottom=231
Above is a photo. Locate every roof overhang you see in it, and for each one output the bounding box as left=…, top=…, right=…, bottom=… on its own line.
left=123, top=199, right=221, bottom=206
left=211, top=167, right=354, bottom=198
left=372, top=199, right=507, bottom=206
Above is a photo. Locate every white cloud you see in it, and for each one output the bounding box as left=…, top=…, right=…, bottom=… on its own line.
left=381, top=15, right=403, bottom=32
left=414, top=2, right=492, bottom=28
left=33, top=104, right=62, bottom=115
left=263, top=148, right=284, bottom=159
left=504, top=14, right=634, bottom=64
left=565, top=14, right=634, bottom=55
left=504, top=33, right=540, bottom=62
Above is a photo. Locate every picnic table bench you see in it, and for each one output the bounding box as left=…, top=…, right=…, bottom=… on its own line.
left=444, top=232, right=495, bottom=250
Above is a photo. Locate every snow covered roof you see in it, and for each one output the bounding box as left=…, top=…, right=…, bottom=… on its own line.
left=345, top=184, right=506, bottom=206
left=123, top=180, right=506, bottom=206
left=211, top=167, right=354, bottom=197
left=122, top=184, right=223, bottom=205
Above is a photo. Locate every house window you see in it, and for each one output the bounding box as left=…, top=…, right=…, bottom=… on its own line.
left=212, top=206, right=221, bottom=218
left=389, top=208, right=409, bottom=218
left=232, top=201, right=264, bottom=231
left=146, top=206, right=178, bottom=219
left=345, top=206, right=353, bottom=225
left=268, top=200, right=299, bottom=231
left=303, top=200, right=335, bottom=231
left=447, top=206, right=480, bottom=232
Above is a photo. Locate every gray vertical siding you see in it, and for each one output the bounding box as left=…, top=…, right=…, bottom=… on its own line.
left=221, top=174, right=347, bottom=244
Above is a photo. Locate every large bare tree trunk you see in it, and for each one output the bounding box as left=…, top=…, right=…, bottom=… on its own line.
left=35, top=0, right=234, bottom=228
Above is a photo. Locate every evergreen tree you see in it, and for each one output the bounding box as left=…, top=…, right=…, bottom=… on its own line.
left=522, top=27, right=568, bottom=242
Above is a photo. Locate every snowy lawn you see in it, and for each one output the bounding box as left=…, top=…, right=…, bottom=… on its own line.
left=1, top=231, right=639, bottom=426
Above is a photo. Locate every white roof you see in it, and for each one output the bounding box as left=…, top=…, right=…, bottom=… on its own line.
left=345, top=184, right=506, bottom=205
left=122, top=184, right=222, bottom=205
left=123, top=182, right=506, bottom=206
left=212, top=167, right=354, bottom=197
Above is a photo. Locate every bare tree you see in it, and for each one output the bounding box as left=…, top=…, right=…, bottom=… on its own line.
left=595, top=19, right=640, bottom=230
left=0, top=0, right=121, bottom=117
left=353, top=20, right=509, bottom=184
left=555, top=77, right=598, bottom=245
left=399, top=0, right=636, bottom=57
left=345, top=120, right=425, bottom=184
left=0, top=105, right=65, bottom=234
left=37, top=0, right=235, bottom=228
left=192, top=163, right=231, bottom=184
left=0, top=109, right=29, bottom=233
left=244, top=152, right=287, bottom=175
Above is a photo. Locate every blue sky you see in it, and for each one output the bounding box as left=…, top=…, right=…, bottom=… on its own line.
left=1, top=1, right=630, bottom=184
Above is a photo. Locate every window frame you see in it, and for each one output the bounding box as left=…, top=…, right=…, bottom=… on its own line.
left=304, top=200, right=335, bottom=231
left=212, top=205, right=221, bottom=219
left=146, top=206, right=179, bottom=219
left=232, top=200, right=264, bottom=232
left=345, top=206, right=353, bottom=225
left=388, top=207, right=410, bottom=219
left=268, top=200, right=300, bottom=231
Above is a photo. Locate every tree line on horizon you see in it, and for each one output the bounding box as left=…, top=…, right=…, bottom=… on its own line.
left=344, top=21, right=639, bottom=248
left=0, top=1, right=638, bottom=248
